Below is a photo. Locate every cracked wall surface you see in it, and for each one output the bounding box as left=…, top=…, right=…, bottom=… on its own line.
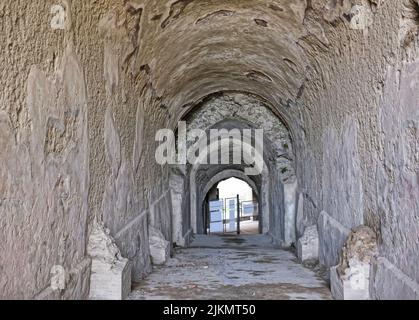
left=0, top=42, right=90, bottom=299
left=0, top=0, right=418, bottom=299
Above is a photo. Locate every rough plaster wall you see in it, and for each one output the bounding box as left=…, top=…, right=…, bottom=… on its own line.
left=1, top=0, right=418, bottom=300
left=0, top=0, right=164, bottom=298
left=0, top=0, right=91, bottom=298
left=0, top=48, right=91, bottom=299
left=322, top=116, right=363, bottom=229
left=300, top=0, right=419, bottom=295
left=95, top=1, right=173, bottom=280
left=0, top=14, right=89, bottom=298
left=102, top=106, right=151, bottom=280
left=317, top=117, right=364, bottom=267
left=376, top=61, right=419, bottom=285
left=142, top=0, right=309, bottom=115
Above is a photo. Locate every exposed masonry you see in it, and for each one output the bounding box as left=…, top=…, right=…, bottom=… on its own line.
left=184, top=92, right=295, bottom=182
left=0, top=0, right=418, bottom=300
left=174, top=92, right=297, bottom=246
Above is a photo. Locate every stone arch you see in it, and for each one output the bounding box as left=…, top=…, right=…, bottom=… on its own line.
left=175, top=90, right=299, bottom=143
left=200, top=169, right=262, bottom=235
left=201, top=169, right=260, bottom=203
left=179, top=91, right=296, bottom=183
left=168, top=90, right=299, bottom=246
left=188, top=137, right=270, bottom=236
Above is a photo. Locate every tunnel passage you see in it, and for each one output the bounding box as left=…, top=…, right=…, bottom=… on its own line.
left=203, top=176, right=260, bottom=235
left=1, top=0, right=418, bottom=300
left=169, top=92, right=298, bottom=247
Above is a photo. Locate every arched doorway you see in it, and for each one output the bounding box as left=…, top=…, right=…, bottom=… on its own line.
left=203, top=177, right=260, bottom=235
left=169, top=91, right=298, bottom=247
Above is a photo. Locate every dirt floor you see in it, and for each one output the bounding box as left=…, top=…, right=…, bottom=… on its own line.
left=129, top=234, right=331, bottom=300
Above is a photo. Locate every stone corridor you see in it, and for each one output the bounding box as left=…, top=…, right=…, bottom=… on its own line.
left=1, top=0, right=418, bottom=300
left=129, top=235, right=331, bottom=300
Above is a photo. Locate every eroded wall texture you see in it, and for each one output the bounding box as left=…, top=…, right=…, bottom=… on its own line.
left=0, top=0, right=418, bottom=299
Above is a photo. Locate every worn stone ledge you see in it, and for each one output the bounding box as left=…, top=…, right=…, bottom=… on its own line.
left=89, top=259, right=131, bottom=300
left=297, top=225, right=319, bottom=262
left=149, top=227, right=170, bottom=265
left=318, top=211, right=351, bottom=271
left=113, top=214, right=152, bottom=281
left=372, top=257, right=419, bottom=300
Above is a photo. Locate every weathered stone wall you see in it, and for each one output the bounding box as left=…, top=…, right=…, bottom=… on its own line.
left=300, top=0, right=419, bottom=298
left=0, top=0, right=164, bottom=298
left=0, top=0, right=95, bottom=299
left=373, top=60, right=419, bottom=295
left=184, top=93, right=295, bottom=181
left=1, top=0, right=418, bottom=299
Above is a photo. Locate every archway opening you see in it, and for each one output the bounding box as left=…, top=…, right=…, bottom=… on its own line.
left=170, top=91, right=298, bottom=247
left=203, top=177, right=260, bottom=236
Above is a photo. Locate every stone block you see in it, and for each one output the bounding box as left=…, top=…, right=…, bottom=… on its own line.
left=317, top=211, right=351, bottom=269
left=372, top=257, right=419, bottom=300
left=87, top=221, right=132, bottom=300
left=297, top=225, right=319, bottom=262
left=114, top=213, right=152, bottom=281
left=295, top=193, right=305, bottom=238
left=283, top=180, right=297, bottom=246
left=331, top=226, right=378, bottom=300
left=330, top=265, right=343, bottom=300
left=331, top=264, right=371, bottom=300
left=149, top=227, right=170, bottom=265
left=89, top=258, right=131, bottom=300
